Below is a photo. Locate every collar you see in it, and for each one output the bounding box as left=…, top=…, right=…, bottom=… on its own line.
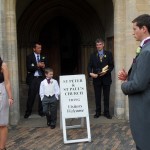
left=140, top=36, right=150, bottom=47
left=34, top=52, right=40, bottom=58
left=46, top=78, right=52, bottom=80
left=98, top=50, right=104, bottom=55
left=45, top=78, right=53, bottom=84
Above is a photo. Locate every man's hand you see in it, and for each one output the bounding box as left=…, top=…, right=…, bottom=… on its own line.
left=40, top=62, right=45, bottom=68
left=118, top=68, right=128, bottom=81
left=90, top=73, right=98, bottom=78
left=37, top=62, right=45, bottom=68
left=98, top=70, right=108, bottom=76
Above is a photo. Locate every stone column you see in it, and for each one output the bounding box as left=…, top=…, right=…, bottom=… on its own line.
left=0, top=0, right=5, bottom=57
left=113, top=0, right=126, bottom=119
left=124, top=0, right=137, bottom=120
left=4, top=0, right=20, bottom=125
left=113, top=0, right=137, bottom=120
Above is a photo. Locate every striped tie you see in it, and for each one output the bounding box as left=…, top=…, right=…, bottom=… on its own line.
left=37, top=55, right=42, bottom=76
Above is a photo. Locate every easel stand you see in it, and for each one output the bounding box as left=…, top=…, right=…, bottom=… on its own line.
left=59, top=74, right=91, bottom=144
left=60, top=111, right=91, bottom=144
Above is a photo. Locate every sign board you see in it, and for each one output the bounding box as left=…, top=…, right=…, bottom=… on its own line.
left=59, top=74, right=91, bottom=144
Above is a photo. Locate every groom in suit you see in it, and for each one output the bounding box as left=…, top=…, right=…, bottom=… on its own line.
left=88, top=38, right=114, bottom=119
left=118, top=14, right=150, bottom=150
left=24, top=42, right=49, bottom=118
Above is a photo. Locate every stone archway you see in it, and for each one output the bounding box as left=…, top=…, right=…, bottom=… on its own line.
left=17, top=0, right=105, bottom=114
left=17, top=0, right=104, bottom=83
left=0, top=0, right=115, bottom=125
left=2, top=0, right=149, bottom=124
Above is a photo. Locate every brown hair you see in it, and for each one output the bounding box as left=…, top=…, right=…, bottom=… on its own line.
left=95, top=38, right=104, bottom=44
left=44, top=67, right=53, bottom=74
left=132, top=14, right=150, bottom=33
left=32, top=42, right=42, bottom=49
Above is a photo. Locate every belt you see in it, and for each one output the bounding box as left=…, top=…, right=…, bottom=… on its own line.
left=44, top=95, right=55, bottom=98
left=34, top=76, right=42, bottom=78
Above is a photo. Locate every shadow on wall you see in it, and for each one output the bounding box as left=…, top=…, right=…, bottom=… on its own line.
left=19, top=84, right=39, bottom=115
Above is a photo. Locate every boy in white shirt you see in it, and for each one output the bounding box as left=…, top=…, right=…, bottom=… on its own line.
left=40, top=68, right=60, bottom=129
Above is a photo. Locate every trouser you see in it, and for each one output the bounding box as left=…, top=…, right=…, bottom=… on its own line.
left=42, top=95, right=58, bottom=126
left=26, top=77, right=43, bottom=115
left=136, top=146, right=142, bottom=150
left=93, top=84, right=110, bottom=114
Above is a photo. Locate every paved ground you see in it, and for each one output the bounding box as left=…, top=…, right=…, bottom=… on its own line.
left=7, top=114, right=136, bottom=150
left=7, top=84, right=136, bottom=150
left=7, top=117, right=136, bottom=150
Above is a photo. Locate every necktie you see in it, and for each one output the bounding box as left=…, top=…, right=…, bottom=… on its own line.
left=98, top=53, right=103, bottom=62
left=37, top=55, right=40, bottom=62
left=136, top=39, right=150, bottom=55
left=37, top=55, right=42, bottom=76
left=47, top=78, right=50, bottom=84
left=143, top=38, right=150, bottom=46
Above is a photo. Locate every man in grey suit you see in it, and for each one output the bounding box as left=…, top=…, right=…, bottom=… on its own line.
left=118, top=14, right=150, bottom=150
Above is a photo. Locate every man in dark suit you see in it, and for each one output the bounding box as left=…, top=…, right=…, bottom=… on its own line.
left=118, top=14, right=150, bottom=150
left=88, top=38, right=114, bottom=119
left=24, top=42, right=49, bottom=118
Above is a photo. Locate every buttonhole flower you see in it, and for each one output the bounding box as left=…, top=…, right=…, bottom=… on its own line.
left=136, top=46, right=142, bottom=55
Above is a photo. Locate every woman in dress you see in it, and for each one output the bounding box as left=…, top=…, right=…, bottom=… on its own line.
left=0, top=57, right=13, bottom=150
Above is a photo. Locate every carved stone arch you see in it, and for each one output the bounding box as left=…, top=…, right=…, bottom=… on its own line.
left=16, top=0, right=116, bottom=117
left=17, top=0, right=104, bottom=47
left=17, top=0, right=105, bottom=82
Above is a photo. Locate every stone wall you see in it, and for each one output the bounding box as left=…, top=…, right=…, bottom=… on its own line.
left=0, top=0, right=20, bottom=125
left=113, top=0, right=150, bottom=120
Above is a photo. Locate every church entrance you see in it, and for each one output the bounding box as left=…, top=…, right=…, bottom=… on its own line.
left=16, top=0, right=114, bottom=116
left=39, top=16, right=80, bottom=78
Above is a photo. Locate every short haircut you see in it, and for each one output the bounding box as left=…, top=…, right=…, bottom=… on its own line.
left=132, top=14, right=150, bottom=33
left=95, top=38, right=104, bottom=44
left=45, top=67, right=53, bottom=74
left=32, top=42, right=42, bottom=48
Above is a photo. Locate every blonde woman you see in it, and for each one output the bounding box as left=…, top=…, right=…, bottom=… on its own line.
left=0, top=57, right=13, bottom=150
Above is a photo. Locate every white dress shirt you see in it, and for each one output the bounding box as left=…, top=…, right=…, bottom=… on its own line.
left=140, top=36, right=150, bottom=47
left=40, top=78, right=60, bottom=101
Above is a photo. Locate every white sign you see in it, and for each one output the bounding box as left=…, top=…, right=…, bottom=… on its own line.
left=60, top=74, right=89, bottom=118
left=59, top=74, right=91, bottom=144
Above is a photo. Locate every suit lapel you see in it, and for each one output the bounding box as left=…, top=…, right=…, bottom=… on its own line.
left=32, top=53, right=37, bottom=64
left=32, top=53, right=45, bottom=65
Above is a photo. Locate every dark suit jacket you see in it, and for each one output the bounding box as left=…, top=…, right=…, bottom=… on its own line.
left=121, top=42, right=150, bottom=150
left=88, top=50, right=114, bottom=85
left=26, top=53, right=49, bottom=85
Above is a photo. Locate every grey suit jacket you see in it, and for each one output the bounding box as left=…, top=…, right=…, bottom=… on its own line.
left=121, top=42, right=150, bottom=150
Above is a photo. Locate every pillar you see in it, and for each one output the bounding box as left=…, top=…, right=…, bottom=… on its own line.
left=113, top=0, right=126, bottom=119
left=113, top=0, right=138, bottom=119
left=4, top=0, right=20, bottom=125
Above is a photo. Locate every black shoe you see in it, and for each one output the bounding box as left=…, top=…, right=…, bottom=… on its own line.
left=104, top=113, right=112, bottom=119
left=94, top=113, right=101, bottom=118
left=46, top=115, right=51, bottom=126
left=24, top=113, right=30, bottom=119
left=39, top=112, right=45, bottom=117
left=47, top=122, right=50, bottom=126
left=50, top=125, right=56, bottom=129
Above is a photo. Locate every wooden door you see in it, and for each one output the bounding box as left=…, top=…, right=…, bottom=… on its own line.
left=40, top=17, right=80, bottom=79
